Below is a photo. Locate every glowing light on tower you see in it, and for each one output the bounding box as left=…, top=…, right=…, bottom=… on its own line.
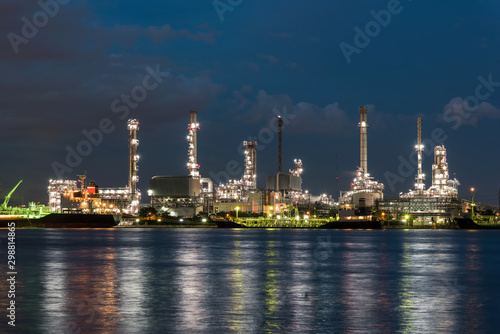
left=431, top=145, right=450, bottom=195
left=128, top=119, right=140, bottom=213
left=243, top=139, right=257, bottom=189
left=339, top=105, right=384, bottom=207
left=290, top=159, right=303, bottom=177
left=187, top=111, right=200, bottom=178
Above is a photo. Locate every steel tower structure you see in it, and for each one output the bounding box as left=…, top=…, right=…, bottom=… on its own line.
left=359, top=106, right=369, bottom=175
left=127, top=119, right=140, bottom=213
left=415, top=116, right=426, bottom=195
left=243, top=139, right=257, bottom=189
left=187, top=111, right=200, bottom=178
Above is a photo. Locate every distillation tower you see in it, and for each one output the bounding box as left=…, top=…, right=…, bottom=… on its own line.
left=187, top=111, right=200, bottom=178
left=427, top=145, right=459, bottom=197
left=415, top=117, right=426, bottom=195
left=243, top=140, right=257, bottom=189
left=360, top=106, right=368, bottom=175
left=128, top=119, right=140, bottom=213
left=216, top=140, right=258, bottom=201
left=385, top=117, right=462, bottom=224
left=400, top=117, right=459, bottom=200
left=340, top=106, right=384, bottom=207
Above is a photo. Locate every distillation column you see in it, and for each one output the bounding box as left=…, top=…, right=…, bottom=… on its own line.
left=432, top=145, right=449, bottom=195
left=187, top=111, right=200, bottom=178
left=359, top=106, right=369, bottom=175
left=127, top=119, right=140, bottom=213
left=243, top=139, right=257, bottom=189
left=415, top=117, right=426, bottom=195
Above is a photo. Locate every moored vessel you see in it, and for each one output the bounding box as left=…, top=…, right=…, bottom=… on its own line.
left=455, top=217, right=500, bottom=230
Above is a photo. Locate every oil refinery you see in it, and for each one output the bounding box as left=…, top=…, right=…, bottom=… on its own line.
left=140, top=106, right=495, bottom=228
left=1, top=105, right=498, bottom=229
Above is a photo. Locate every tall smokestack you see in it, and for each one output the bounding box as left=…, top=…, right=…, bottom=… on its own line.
left=187, top=111, right=200, bottom=178
left=127, top=119, right=139, bottom=213
left=359, top=106, right=368, bottom=174
left=278, top=115, right=283, bottom=173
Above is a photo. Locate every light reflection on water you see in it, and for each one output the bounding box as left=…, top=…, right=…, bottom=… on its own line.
left=1, top=229, right=499, bottom=333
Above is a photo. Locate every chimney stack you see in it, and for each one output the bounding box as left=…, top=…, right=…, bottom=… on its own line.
left=359, top=106, right=368, bottom=175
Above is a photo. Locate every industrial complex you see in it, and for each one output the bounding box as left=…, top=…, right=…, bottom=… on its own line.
left=2, top=104, right=491, bottom=228
left=141, top=106, right=490, bottom=227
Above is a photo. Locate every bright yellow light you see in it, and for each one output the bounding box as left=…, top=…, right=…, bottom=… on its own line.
left=405, top=215, right=409, bottom=219
left=471, top=187, right=475, bottom=192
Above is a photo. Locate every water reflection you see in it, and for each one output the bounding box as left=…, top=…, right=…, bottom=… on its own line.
left=340, top=237, right=380, bottom=332
left=4, top=229, right=496, bottom=333
left=117, top=231, right=147, bottom=332
left=39, top=230, right=120, bottom=333
left=396, top=232, right=464, bottom=333
left=286, top=240, right=314, bottom=333
left=174, top=232, right=208, bottom=333
left=462, top=234, right=485, bottom=333
left=41, top=248, right=69, bottom=331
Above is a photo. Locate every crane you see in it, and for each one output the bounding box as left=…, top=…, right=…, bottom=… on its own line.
left=1, top=180, right=23, bottom=211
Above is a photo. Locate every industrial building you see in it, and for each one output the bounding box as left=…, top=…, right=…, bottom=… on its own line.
left=379, top=117, right=464, bottom=226
left=147, top=111, right=205, bottom=217
left=142, top=106, right=492, bottom=222
left=340, top=106, right=385, bottom=207
left=146, top=111, right=317, bottom=217
left=47, top=119, right=141, bottom=215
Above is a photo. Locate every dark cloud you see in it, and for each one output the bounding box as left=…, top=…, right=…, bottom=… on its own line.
left=1, top=0, right=499, bottom=205
left=442, top=97, right=500, bottom=127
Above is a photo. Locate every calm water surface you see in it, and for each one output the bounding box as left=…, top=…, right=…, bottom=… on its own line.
left=1, top=228, right=500, bottom=333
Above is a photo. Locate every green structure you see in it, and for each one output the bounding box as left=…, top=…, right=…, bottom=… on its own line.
left=1, top=180, right=23, bottom=211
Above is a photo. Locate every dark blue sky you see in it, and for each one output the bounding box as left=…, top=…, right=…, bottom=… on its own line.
left=1, top=0, right=499, bottom=206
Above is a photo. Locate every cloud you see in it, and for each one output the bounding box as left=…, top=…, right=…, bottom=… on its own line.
left=114, top=24, right=215, bottom=44
left=287, top=102, right=353, bottom=136
left=257, top=54, right=279, bottom=64
left=442, top=97, right=500, bottom=127
left=230, top=89, right=354, bottom=136
left=0, top=1, right=216, bottom=61
left=274, top=33, right=292, bottom=38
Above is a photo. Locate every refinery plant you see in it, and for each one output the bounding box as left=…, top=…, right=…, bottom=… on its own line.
left=2, top=104, right=496, bottom=229
left=46, top=119, right=142, bottom=216
left=141, top=106, right=493, bottom=227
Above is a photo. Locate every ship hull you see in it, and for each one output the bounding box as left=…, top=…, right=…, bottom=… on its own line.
left=33, top=213, right=119, bottom=228
left=320, top=219, right=381, bottom=229
left=455, top=217, right=500, bottom=230
left=215, top=218, right=381, bottom=229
